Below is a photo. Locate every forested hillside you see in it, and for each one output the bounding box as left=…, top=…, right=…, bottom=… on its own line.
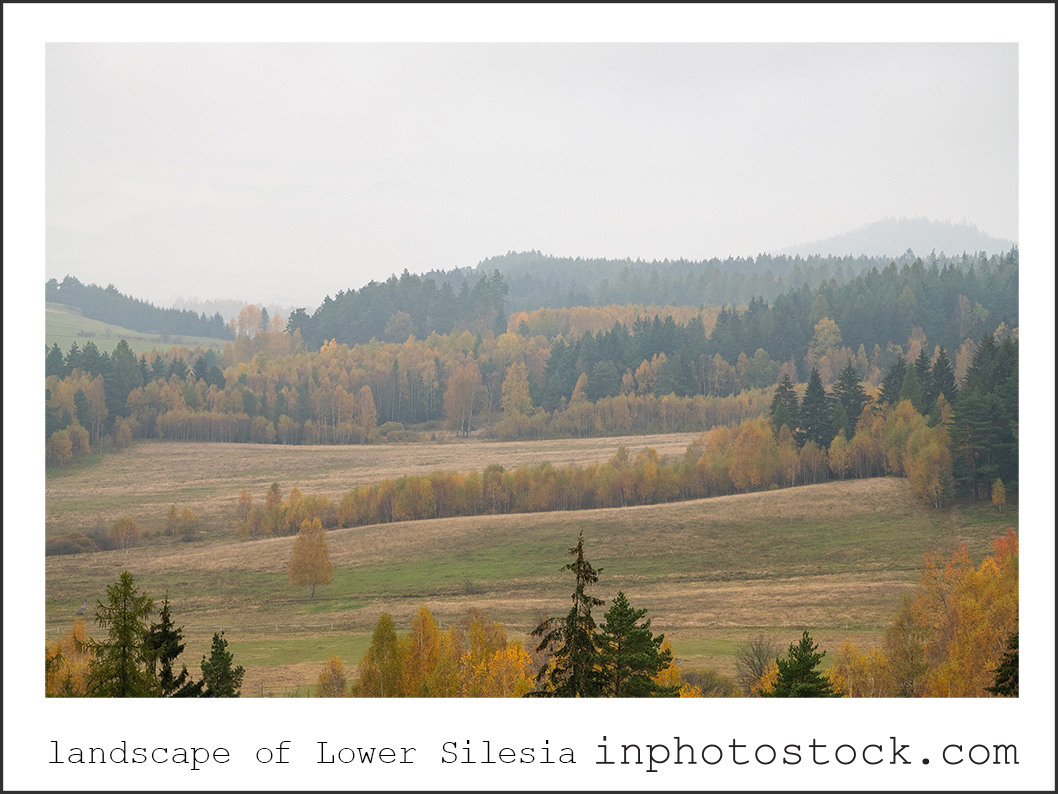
left=46, top=276, right=232, bottom=340
left=433, top=245, right=1017, bottom=314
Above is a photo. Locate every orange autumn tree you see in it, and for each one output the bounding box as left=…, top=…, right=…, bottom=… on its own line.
left=45, top=619, right=94, bottom=697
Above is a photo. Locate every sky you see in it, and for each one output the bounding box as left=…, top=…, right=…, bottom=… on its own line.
left=42, top=35, right=1022, bottom=310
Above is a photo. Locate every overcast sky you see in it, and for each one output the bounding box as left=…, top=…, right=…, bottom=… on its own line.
left=43, top=39, right=1020, bottom=310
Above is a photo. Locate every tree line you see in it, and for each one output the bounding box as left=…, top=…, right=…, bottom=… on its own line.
left=47, top=276, right=232, bottom=340
left=443, top=246, right=1017, bottom=320
left=287, top=269, right=510, bottom=351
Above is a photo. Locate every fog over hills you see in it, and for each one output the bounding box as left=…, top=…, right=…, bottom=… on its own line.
left=778, top=217, right=1015, bottom=258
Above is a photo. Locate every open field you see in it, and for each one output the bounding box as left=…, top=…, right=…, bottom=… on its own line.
left=45, top=475, right=1017, bottom=696
left=46, top=303, right=230, bottom=357
left=45, top=433, right=700, bottom=538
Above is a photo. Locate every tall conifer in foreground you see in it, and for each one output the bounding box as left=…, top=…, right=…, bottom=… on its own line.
left=529, top=532, right=604, bottom=697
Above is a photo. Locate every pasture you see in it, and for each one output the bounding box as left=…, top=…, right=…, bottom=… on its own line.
left=46, top=303, right=230, bottom=357
left=45, top=455, right=1017, bottom=695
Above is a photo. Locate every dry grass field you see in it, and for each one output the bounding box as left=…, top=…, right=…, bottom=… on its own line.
left=44, top=433, right=700, bottom=538
left=45, top=460, right=1017, bottom=696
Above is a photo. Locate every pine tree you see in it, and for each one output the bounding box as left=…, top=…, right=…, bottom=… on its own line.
left=597, top=592, right=679, bottom=697
left=200, top=631, right=244, bottom=697
left=762, top=630, right=838, bottom=698
left=529, top=532, right=604, bottom=697
left=85, top=570, right=155, bottom=697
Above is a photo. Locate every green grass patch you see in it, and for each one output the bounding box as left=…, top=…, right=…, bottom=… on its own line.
left=46, top=302, right=230, bottom=357
left=228, top=633, right=374, bottom=667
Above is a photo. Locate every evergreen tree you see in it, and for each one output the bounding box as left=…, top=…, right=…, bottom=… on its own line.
left=146, top=596, right=202, bottom=697
left=879, top=355, right=907, bottom=406
left=200, top=631, right=244, bottom=697
left=831, top=360, right=868, bottom=430
left=85, top=570, right=155, bottom=697
left=46, top=343, right=66, bottom=378
left=529, top=532, right=604, bottom=697
left=913, top=348, right=934, bottom=406
left=597, top=592, right=679, bottom=697
left=797, top=369, right=832, bottom=449
left=985, top=627, right=1018, bottom=697
left=763, top=630, right=837, bottom=698
left=930, top=346, right=957, bottom=403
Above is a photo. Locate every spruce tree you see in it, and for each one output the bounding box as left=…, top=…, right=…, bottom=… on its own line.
left=797, top=369, right=832, bottom=449
left=763, top=630, right=837, bottom=698
left=146, top=595, right=202, bottom=697
left=879, top=355, right=907, bottom=406
left=913, top=348, right=934, bottom=406
left=529, top=532, right=604, bottom=697
left=832, top=360, right=868, bottom=430
left=931, top=346, right=957, bottom=403
left=46, top=343, right=66, bottom=378
left=597, top=592, right=679, bottom=697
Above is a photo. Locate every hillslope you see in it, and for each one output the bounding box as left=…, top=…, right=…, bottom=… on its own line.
left=45, top=477, right=1015, bottom=695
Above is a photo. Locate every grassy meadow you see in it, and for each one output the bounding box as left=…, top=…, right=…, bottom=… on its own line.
left=46, top=302, right=230, bottom=357
left=45, top=434, right=1017, bottom=695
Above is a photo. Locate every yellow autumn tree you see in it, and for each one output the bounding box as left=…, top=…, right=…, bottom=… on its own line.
left=479, top=643, right=535, bottom=698
left=826, top=639, right=894, bottom=698
left=108, top=515, right=141, bottom=551
left=500, top=361, right=533, bottom=417
left=316, top=655, right=348, bottom=697
left=236, top=489, right=253, bottom=520
left=287, top=517, right=333, bottom=599
left=401, top=606, right=441, bottom=697
left=991, top=478, right=1006, bottom=511
left=751, top=660, right=779, bottom=697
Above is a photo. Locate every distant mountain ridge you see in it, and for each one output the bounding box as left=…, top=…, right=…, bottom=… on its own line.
left=779, top=217, right=1015, bottom=258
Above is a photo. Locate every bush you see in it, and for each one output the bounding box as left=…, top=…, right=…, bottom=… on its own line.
left=45, top=531, right=99, bottom=556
